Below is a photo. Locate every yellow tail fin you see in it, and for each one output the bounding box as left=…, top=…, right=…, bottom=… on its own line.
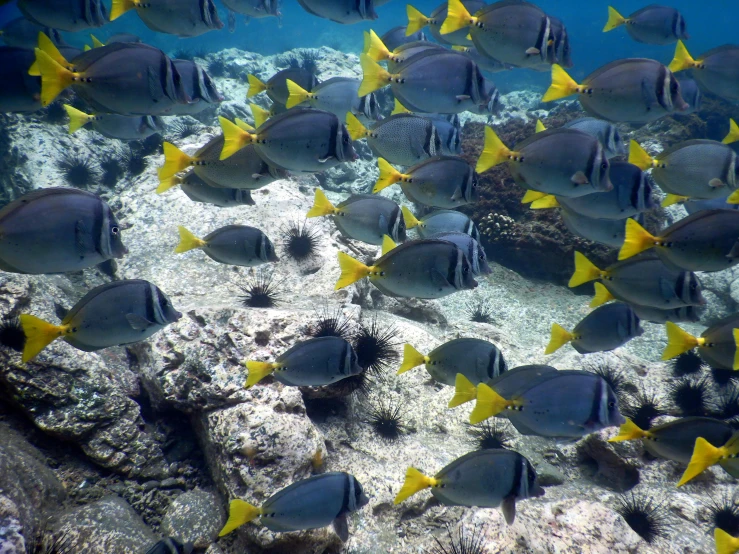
left=568, top=251, right=604, bottom=288
left=285, top=79, right=312, bottom=109
left=359, top=53, right=392, bottom=97
left=521, top=190, right=548, bottom=204
left=542, top=64, right=580, bottom=102
left=715, top=527, right=739, bottom=554
left=156, top=175, right=183, bottom=194
left=83, top=45, right=91, bottom=52
left=733, top=328, right=739, bottom=370
left=677, top=437, right=724, bottom=487
left=34, top=49, right=75, bottom=106
left=381, top=234, right=397, bottom=256
left=628, top=140, right=656, bottom=170
left=448, top=373, right=477, bottom=408
left=668, top=40, right=696, bottom=73
left=729, top=190, right=739, bottom=205
left=247, top=74, right=267, bottom=97
left=250, top=103, right=270, bottom=128
left=159, top=142, right=193, bottom=180
left=397, top=343, right=428, bottom=374
left=405, top=5, right=429, bottom=36
left=335, top=252, right=372, bottom=289
left=661, top=193, right=689, bottom=208
left=306, top=188, right=336, bottom=218
left=235, top=118, right=255, bottom=132
left=20, top=314, right=67, bottom=363
left=394, top=467, right=436, bottom=504
left=440, top=0, right=474, bottom=35
left=662, top=321, right=701, bottom=360
left=608, top=418, right=648, bottom=443
left=590, top=282, right=615, bottom=308
left=90, top=34, right=105, bottom=48
left=174, top=226, right=206, bottom=254
left=365, top=29, right=392, bottom=62
left=723, top=118, right=739, bottom=145
left=530, top=195, right=559, bottom=209
left=218, top=499, right=262, bottom=536
left=470, top=383, right=512, bottom=424
left=618, top=218, right=657, bottom=260
left=219, top=116, right=254, bottom=160
left=602, top=6, right=626, bottom=32
left=544, top=323, right=574, bottom=354
left=29, top=32, right=69, bottom=76
left=401, top=206, right=421, bottom=229
left=110, top=0, right=136, bottom=20
left=535, top=119, right=546, bottom=133
left=346, top=112, right=369, bottom=141
left=244, top=360, right=279, bottom=388
left=476, top=126, right=512, bottom=173
left=392, top=98, right=411, bottom=115
left=63, top=104, right=92, bottom=134
left=374, top=158, right=407, bottom=193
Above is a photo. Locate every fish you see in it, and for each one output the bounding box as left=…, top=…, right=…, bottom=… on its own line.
left=427, top=114, right=461, bottom=155
left=219, top=109, right=356, bottom=173
left=546, top=303, right=643, bottom=354
left=381, top=25, right=425, bottom=51
left=145, top=538, right=193, bottom=554
left=295, top=0, right=376, bottom=24
left=402, top=207, right=481, bottom=241
left=427, top=231, right=491, bottom=275
left=562, top=117, right=627, bottom=159
left=468, top=79, right=501, bottom=116
left=219, top=472, right=368, bottom=541
left=174, top=225, right=278, bottom=267
left=662, top=314, right=739, bottom=370
left=106, top=33, right=142, bottom=43
left=397, top=338, right=506, bottom=387
left=247, top=68, right=319, bottom=104
left=619, top=210, right=739, bottom=272
left=0, top=47, right=42, bottom=113
left=0, top=188, right=127, bottom=274
left=686, top=197, right=739, bottom=214
left=406, top=1, right=485, bottom=46
left=678, top=78, right=702, bottom=114
left=374, top=156, right=479, bottom=209
left=33, top=42, right=189, bottom=114
left=393, top=449, right=544, bottom=524
left=628, top=302, right=701, bottom=324
left=222, top=0, right=281, bottom=19
left=450, top=364, right=559, bottom=408
left=158, top=134, right=286, bottom=191
left=546, top=15, right=572, bottom=68
left=477, top=126, right=612, bottom=197
left=677, top=430, right=739, bottom=487
left=358, top=49, right=486, bottom=114
left=345, top=113, right=442, bottom=167
left=715, top=528, right=739, bottom=554
left=569, top=252, right=705, bottom=309
left=285, top=76, right=377, bottom=121
left=306, top=189, right=405, bottom=245
left=455, top=46, right=513, bottom=74
left=335, top=236, right=477, bottom=299
left=603, top=5, right=688, bottom=45
left=167, top=59, right=223, bottom=115
left=469, top=370, right=625, bottom=439
left=560, top=205, right=638, bottom=247
left=63, top=105, right=164, bottom=140
left=18, top=0, right=108, bottom=32
left=543, top=60, right=688, bottom=123
left=0, top=17, right=62, bottom=49
left=20, top=279, right=181, bottom=362
left=165, top=171, right=256, bottom=207
left=670, top=41, right=739, bottom=102
left=110, top=0, right=223, bottom=38
left=441, top=0, right=551, bottom=69
left=245, top=336, right=361, bottom=388
left=363, top=30, right=445, bottom=70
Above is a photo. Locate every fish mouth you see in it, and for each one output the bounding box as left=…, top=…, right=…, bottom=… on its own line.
left=173, top=310, right=183, bottom=321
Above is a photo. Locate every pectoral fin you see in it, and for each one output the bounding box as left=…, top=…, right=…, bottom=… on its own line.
left=571, top=171, right=589, bottom=185
left=332, top=514, right=349, bottom=542
left=126, top=313, right=155, bottom=331
left=709, top=178, right=725, bottom=188
left=430, top=268, right=451, bottom=290
left=501, top=495, right=517, bottom=525
left=525, top=47, right=540, bottom=55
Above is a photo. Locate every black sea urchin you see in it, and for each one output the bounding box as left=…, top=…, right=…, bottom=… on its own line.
left=353, top=317, right=399, bottom=376
left=706, top=495, right=739, bottom=536
left=367, top=400, right=406, bottom=440
left=122, top=147, right=148, bottom=176
left=711, top=366, right=739, bottom=387
left=464, top=296, right=493, bottom=324
left=56, top=152, right=100, bottom=187
left=615, top=493, right=670, bottom=544
left=622, top=389, right=667, bottom=431
left=237, top=271, right=283, bottom=308
left=100, top=154, right=123, bottom=188
left=170, top=120, right=200, bottom=141
left=309, top=307, right=354, bottom=341
left=207, top=58, right=227, bottom=78
left=43, top=101, right=67, bottom=124
left=282, top=220, right=321, bottom=262
left=586, top=361, right=631, bottom=398
left=671, top=350, right=706, bottom=377
left=428, top=524, right=486, bottom=554
left=468, top=420, right=512, bottom=451
left=0, top=316, right=25, bottom=352
left=713, top=386, right=739, bottom=425
left=670, top=376, right=714, bottom=417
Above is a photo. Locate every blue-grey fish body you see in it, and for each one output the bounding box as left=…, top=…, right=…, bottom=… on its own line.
left=107, top=33, right=142, bottom=44
left=0, top=17, right=62, bottom=48
left=145, top=538, right=193, bottom=554
left=89, top=114, right=164, bottom=141
left=690, top=313, right=739, bottom=370
left=296, top=0, right=376, bottom=24
left=179, top=172, right=255, bottom=207
left=126, top=0, right=223, bottom=37
left=426, top=114, right=461, bottom=155
left=297, top=77, right=376, bottom=121
left=427, top=449, right=544, bottom=523
left=273, top=337, right=362, bottom=386
left=198, top=225, right=278, bottom=266
left=560, top=206, right=638, bottom=248
left=259, top=68, right=318, bottom=105
left=421, top=338, right=506, bottom=386
left=61, top=280, right=181, bottom=351
left=629, top=303, right=701, bottom=324
left=462, top=47, right=514, bottom=74
left=677, top=78, right=701, bottom=114
left=684, top=197, right=739, bottom=214
left=332, top=195, right=406, bottom=245
left=428, top=231, right=490, bottom=275
left=399, top=156, right=479, bottom=209
left=558, top=162, right=653, bottom=220
left=223, top=0, right=280, bottom=18
left=637, top=417, right=733, bottom=463
left=167, top=60, right=223, bottom=115
left=259, top=472, right=368, bottom=540
left=0, top=188, right=127, bottom=274
left=488, top=364, right=558, bottom=399
left=413, top=210, right=480, bottom=242
left=18, top=0, right=107, bottom=31
left=386, top=41, right=445, bottom=72
left=562, top=117, right=626, bottom=159
left=546, top=16, right=572, bottom=67
left=505, top=370, right=625, bottom=438
left=687, top=46, right=739, bottom=102
left=254, top=108, right=356, bottom=173
left=568, top=303, right=643, bottom=354
left=364, top=114, right=442, bottom=166
left=427, top=0, right=486, bottom=46
left=468, top=79, right=501, bottom=116
left=619, top=5, right=688, bottom=45
left=0, top=47, right=41, bottom=113
left=381, top=26, right=426, bottom=51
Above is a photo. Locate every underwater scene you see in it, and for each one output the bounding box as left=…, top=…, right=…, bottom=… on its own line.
left=3, top=0, right=739, bottom=552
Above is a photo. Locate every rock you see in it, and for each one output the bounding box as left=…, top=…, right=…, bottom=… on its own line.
left=160, top=489, right=224, bottom=549
left=0, top=496, right=25, bottom=554
left=577, top=433, right=640, bottom=492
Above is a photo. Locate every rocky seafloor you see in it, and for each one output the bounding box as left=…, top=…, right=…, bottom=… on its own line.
left=2, top=46, right=739, bottom=554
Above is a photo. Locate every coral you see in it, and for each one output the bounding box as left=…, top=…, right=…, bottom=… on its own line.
left=282, top=220, right=321, bottom=262
left=56, top=152, right=101, bottom=188
left=237, top=271, right=283, bottom=308
left=467, top=421, right=512, bottom=450
left=615, top=493, right=670, bottom=544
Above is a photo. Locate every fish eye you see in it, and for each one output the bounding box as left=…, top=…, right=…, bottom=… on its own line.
left=601, top=162, right=608, bottom=170
left=463, top=266, right=469, bottom=274
left=111, top=226, right=119, bottom=235
left=671, top=81, right=678, bottom=92
left=608, top=401, right=615, bottom=408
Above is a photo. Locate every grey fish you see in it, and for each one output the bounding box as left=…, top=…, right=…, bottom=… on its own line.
left=546, top=303, right=643, bottom=354
left=427, top=114, right=461, bottom=155
left=460, top=46, right=514, bottom=74
left=468, top=79, right=501, bottom=116
left=65, top=105, right=164, bottom=140
left=381, top=26, right=426, bottom=51
left=629, top=303, right=701, bottom=324
left=397, top=338, right=506, bottom=386
left=307, top=189, right=405, bottom=245
left=394, top=449, right=544, bottom=524
left=346, top=113, right=442, bottom=167
left=0, top=47, right=41, bottom=113
left=665, top=313, right=739, bottom=370
left=219, top=472, right=368, bottom=541
left=18, top=0, right=107, bottom=32
left=146, top=538, right=193, bottom=554
left=560, top=205, right=639, bottom=248
left=604, top=5, right=688, bottom=45
left=485, top=364, right=558, bottom=399
left=385, top=41, right=445, bottom=72
left=0, top=188, right=127, bottom=274
left=106, top=33, right=142, bottom=43
left=407, top=0, right=486, bottom=46
left=547, top=16, right=572, bottom=67
left=677, top=78, right=701, bottom=114
left=684, top=196, right=739, bottom=214
left=428, top=231, right=490, bottom=275
left=222, top=0, right=281, bottom=19
left=336, top=238, right=478, bottom=299
left=110, top=0, right=223, bottom=38
left=246, top=337, right=362, bottom=387
left=562, top=117, right=627, bottom=159
left=177, top=172, right=256, bottom=207
left=0, top=17, right=62, bottom=49
left=20, top=279, right=181, bottom=362
left=247, top=67, right=319, bottom=104
left=175, top=224, right=278, bottom=266
left=167, top=59, right=224, bottom=115
left=403, top=208, right=481, bottom=242
left=286, top=76, right=377, bottom=121
left=670, top=43, right=739, bottom=102
left=296, top=0, right=376, bottom=24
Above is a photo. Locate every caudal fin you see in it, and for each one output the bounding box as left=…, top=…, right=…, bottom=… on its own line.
left=405, top=5, right=429, bottom=36
left=715, top=527, right=739, bottom=554
left=394, top=467, right=435, bottom=504
left=335, top=252, right=371, bottom=289
left=159, top=142, right=193, bottom=180
left=401, top=206, right=420, bottom=229
left=661, top=193, right=689, bottom=208
left=628, top=140, right=656, bottom=170
left=544, top=323, right=574, bottom=354
left=306, top=188, right=336, bottom=218
left=34, top=49, right=75, bottom=106
left=345, top=112, right=369, bottom=141
left=29, top=32, right=69, bottom=76
left=156, top=175, right=184, bottom=194
left=470, top=383, right=511, bottom=424
left=448, top=373, right=477, bottom=408
left=476, top=126, right=512, bottom=173
left=521, top=190, right=548, bottom=204
left=618, top=218, right=657, bottom=260
left=392, top=98, right=410, bottom=115
left=590, top=282, right=615, bottom=308
left=542, top=64, right=580, bottom=102
left=723, top=118, right=739, bottom=145
left=668, top=40, right=696, bottom=73
left=535, top=119, right=546, bottom=133
left=110, top=0, right=136, bottom=20
left=397, top=343, right=427, bottom=374
left=218, top=499, right=262, bottom=536
left=662, top=321, right=700, bottom=360
left=20, top=314, right=66, bottom=363
left=174, top=226, right=206, bottom=254
left=244, top=361, right=278, bottom=388
left=608, top=418, right=647, bottom=443
left=63, top=104, right=92, bottom=134
left=365, top=29, right=392, bottom=62
left=374, top=158, right=406, bottom=192
left=359, top=53, right=391, bottom=97
left=440, top=0, right=473, bottom=35
left=285, top=79, right=312, bottom=109
left=568, top=251, right=604, bottom=288
left=530, top=195, right=559, bottom=209
left=247, top=74, right=267, bottom=97
left=602, top=6, right=626, bottom=32
left=219, top=116, right=254, bottom=160
left=677, top=436, right=724, bottom=486
left=250, top=103, right=269, bottom=128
